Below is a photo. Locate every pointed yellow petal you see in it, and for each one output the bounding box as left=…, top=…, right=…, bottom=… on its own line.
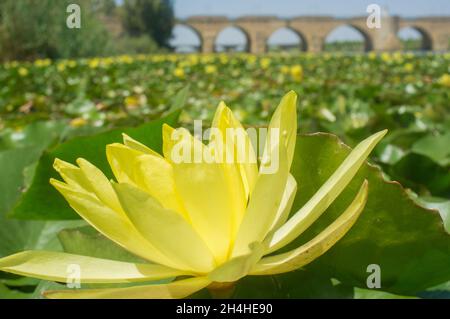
left=44, top=277, right=211, bottom=299
left=106, top=143, right=143, bottom=184
left=208, top=102, right=248, bottom=239
left=162, top=124, right=191, bottom=160
left=265, top=130, right=387, bottom=253
left=209, top=243, right=265, bottom=283
left=251, top=180, right=368, bottom=275
left=76, top=158, right=122, bottom=212
left=122, top=133, right=161, bottom=157
left=53, top=159, right=93, bottom=192
left=0, top=251, right=185, bottom=283
left=265, top=91, right=297, bottom=169
left=132, top=154, right=186, bottom=216
left=113, top=183, right=215, bottom=273
left=269, top=174, right=297, bottom=232
left=232, top=143, right=289, bottom=257
left=50, top=179, right=178, bottom=269
left=211, top=102, right=258, bottom=199
left=106, top=141, right=185, bottom=215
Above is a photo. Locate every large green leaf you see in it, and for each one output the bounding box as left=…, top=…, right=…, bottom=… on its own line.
left=0, top=145, right=83, bottom=259
left=0, top=147, right=42, bottom=217
left=390, top=152, right=450, bottom=197
left=414, top=196, right=450, bottom=233
left=283, top=133, right=450, bottom=295
left=0, top=121, right=65, bottom=151
left=10, top=111, right=180, bottom=220
left=411, top=133, right=450, bottom=166
left=0, top=283, right=31, bottom=299
left=231, top=270, right=354, bottom=299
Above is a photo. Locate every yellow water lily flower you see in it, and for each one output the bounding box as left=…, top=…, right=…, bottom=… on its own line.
left=0, top=91, right=386, bottom=299
left=18, top=67, right=29, bottom=77
left=173, top=67, right=185, bottom=78
left=437, top=74, right=450, bottom=87
left=290, top=65, right=303, bottom=82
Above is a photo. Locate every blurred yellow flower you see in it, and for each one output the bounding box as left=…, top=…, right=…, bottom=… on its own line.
left=205, top=65, right=217, bottom=74
left=18, top=67, right=29, bottom=77
left=117, top=55, right=134, bottom=64
left=70, top=117, right=87, bottom=128
left=381, top=52, right=391, bottom=63
left=67, top=60, right=77, bottom=68
left=57, top=63, right=66, bottom=72
left=34, top=59, right=52, bottom=67
left=290, top=65, right=303, bottom=82
left=280, top=65, right=289, bottom=74
left=260, top=58, right=271, bottom=69
left=88, top=59, right=100, bottom=69
left=403, top=63, right=414, bottom=72
left=173, top=67, right=185, bottom=78
left=125, top=96, right=140, bottom=108
left=437, top=74, right=450, bottom=87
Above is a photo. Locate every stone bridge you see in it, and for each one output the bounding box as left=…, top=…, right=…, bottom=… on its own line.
left=175, top=15, right=450, bottom=53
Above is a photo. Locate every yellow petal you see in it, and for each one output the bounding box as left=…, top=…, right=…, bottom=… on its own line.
left=44, top=277, right=211, bottom=299
left=132, top=154, right=186, bottom=216
left=209, top=243, right=265, bottom=283
left=164, top=128, right=239, bottom=263
left=269, top=174, right=297, bottom=232
left=265, top=91, right=297, bottom=169
left=162, top=124, right=191, bottom=160
left=53, top=159, right=93, bottom=192
left=113, top=183, right=215, bottom=273
left=122, top=133, right=161, bottom=157
left=0, top=251, right=185, bottom=283
left=211, top=101, right=258, bottom=199
left=251, top=180, right=368, bottom=275
left=76, top=158, right=122, bottom=212
left=232, top=142, right=289, bottom=257
left=50, top=179, right=178, bottom=269
left=106, top=143, right=143, bottom=184
left=265, top=130, right=387, bottom=253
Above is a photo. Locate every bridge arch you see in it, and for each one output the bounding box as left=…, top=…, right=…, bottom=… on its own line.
left=397, top=26, right=433, bottom=51
left=170, top=23, right=203, bottom=53
left=324, top=24, right=373, bottom=52
left=266, top=27, right=307, bottom=52
left=214, top=25, right=251, bottom=52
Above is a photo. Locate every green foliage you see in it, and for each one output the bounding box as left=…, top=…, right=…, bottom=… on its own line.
left=113, top=35, right=161, bottom=55
left=324, top=41, right=366, bottom=52
left=122, top=0, right=174, bottom=48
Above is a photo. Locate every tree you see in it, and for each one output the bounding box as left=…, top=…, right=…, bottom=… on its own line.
left=122, top=0, right=174, bottom=48
left=92, top=0, right=117, bottom=16
left=0, top=0, right=113, bottom=61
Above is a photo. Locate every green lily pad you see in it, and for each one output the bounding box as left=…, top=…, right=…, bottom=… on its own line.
left=0, top=121, right=65, bottom=151
left=390, top=152, right=450, bottom=197
left=353, top=287, right=417, bottom=299
left=414, top=197, right=450, bottom=233
left=284, top=133, right=450, bottom=295
left=412, top=133, right=450, bottom=166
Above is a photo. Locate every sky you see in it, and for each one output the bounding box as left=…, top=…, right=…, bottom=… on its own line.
left=169, top=0, right=450, bottom=48
left=174, top=0, right=450, bottom=19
